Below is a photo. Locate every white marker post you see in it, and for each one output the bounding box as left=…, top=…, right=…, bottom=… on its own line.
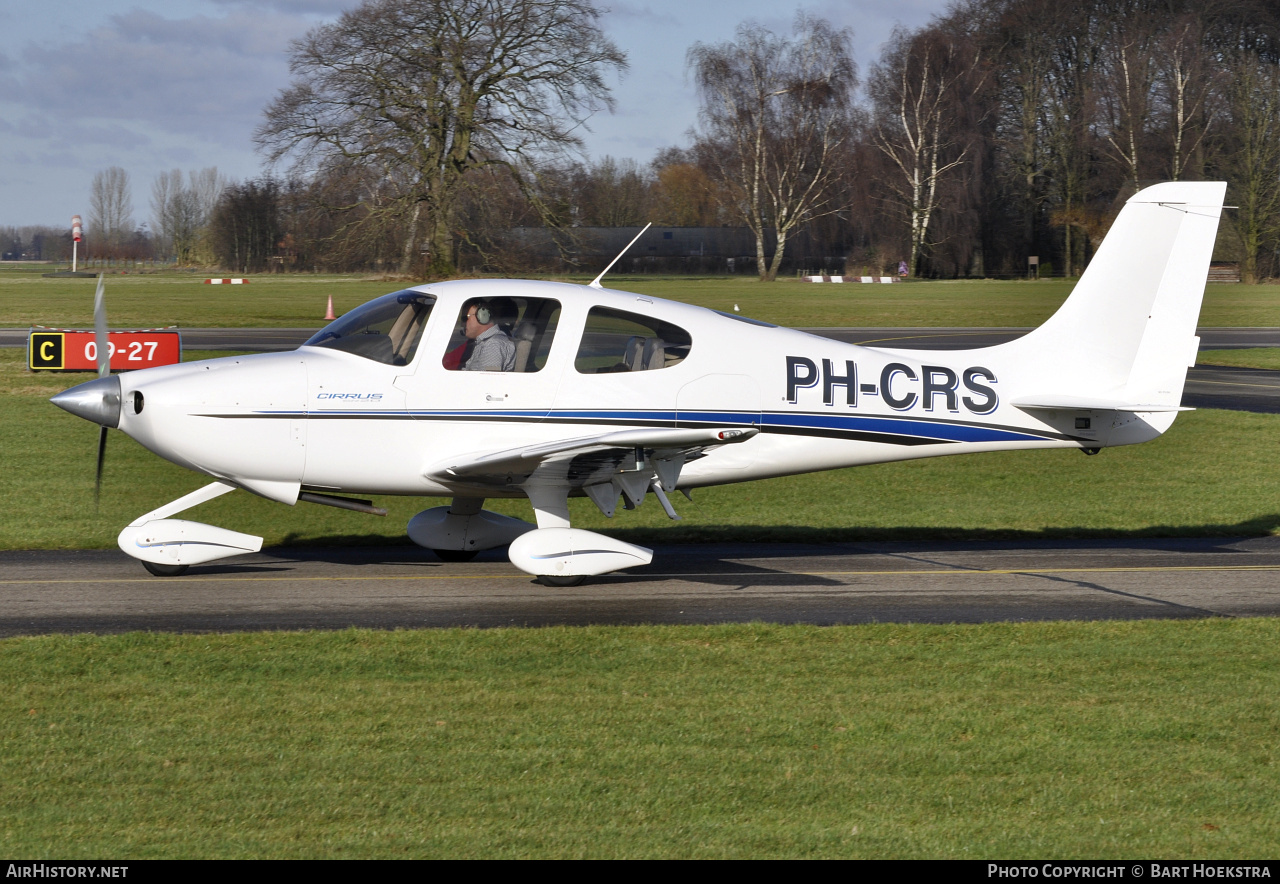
left=71, top=215, right=82, bottom=273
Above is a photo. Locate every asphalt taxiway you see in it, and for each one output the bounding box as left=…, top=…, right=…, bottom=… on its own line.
left=4, top=537, right=1280, bottom=636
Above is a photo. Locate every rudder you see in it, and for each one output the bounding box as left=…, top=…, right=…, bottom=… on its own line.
left=1008, top=181, right=1226, bottom=408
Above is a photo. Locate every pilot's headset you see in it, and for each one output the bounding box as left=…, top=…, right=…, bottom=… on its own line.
left=471, top=302, right=492, bottom=325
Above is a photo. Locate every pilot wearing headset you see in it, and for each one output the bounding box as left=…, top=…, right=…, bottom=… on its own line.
left=461, top=299, right=516, bottom=371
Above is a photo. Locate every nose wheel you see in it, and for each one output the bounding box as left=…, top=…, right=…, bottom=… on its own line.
left=142, top=561, right=189, bottom=577
left=537, top=574, right=586, bottom=587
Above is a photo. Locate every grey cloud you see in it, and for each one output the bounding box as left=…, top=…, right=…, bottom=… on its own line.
left=9, top=7, right=312, bottom=150
left=207, top=0, right=355, bottom=13
left=603, top=3, right=681, bottom=28
left=8, top=144, right=81, bottom=170
left=165, top=145, right=199, bottom=163
left=17, top=113, right=155, bottom=150
left=100, top=8, right=309, bottom=60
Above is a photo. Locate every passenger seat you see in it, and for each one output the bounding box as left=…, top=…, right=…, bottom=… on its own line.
left=512, top=321, right=538, bottom=372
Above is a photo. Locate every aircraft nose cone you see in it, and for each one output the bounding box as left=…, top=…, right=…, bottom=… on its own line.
left=50, top=375, right=122, bottom=428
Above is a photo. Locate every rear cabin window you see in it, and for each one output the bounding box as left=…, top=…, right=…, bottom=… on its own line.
left=574, top=307, right=692, bottom=374
left=441, top=296, right=561, bottom=372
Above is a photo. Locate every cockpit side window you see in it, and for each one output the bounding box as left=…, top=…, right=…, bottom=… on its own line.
left=574, top=307, right=692, bottom=374
left=442, top=296, right=562, bottom=372
left=303, top=290, right=435, bottom=366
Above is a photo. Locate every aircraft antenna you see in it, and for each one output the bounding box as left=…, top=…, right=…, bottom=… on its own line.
left=589, top=222, right=652, bottom=289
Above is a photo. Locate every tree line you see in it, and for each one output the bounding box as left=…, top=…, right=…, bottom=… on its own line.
left=48, top=0, right=1280, bottom=281
left=869, top=0, right=1280, bottom=283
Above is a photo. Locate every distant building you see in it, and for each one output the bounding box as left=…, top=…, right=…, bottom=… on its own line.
left=488, top=226, right=849, bottom=276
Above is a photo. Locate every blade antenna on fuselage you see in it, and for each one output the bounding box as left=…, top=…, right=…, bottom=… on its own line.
left=588, top=222, right=652, bottom=289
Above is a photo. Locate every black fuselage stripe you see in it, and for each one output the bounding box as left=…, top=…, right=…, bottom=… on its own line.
left=197, top=410, right=1082, bottom=446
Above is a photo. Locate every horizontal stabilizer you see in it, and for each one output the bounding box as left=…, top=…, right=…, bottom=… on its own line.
left=1012, top=396, right=1193, bottom=413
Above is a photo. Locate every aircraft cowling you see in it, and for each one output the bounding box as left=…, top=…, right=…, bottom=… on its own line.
left=117, top=354, right=308, bottom=499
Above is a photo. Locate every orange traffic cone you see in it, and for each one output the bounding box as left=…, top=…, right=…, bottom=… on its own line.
left=324, top=295, right=335, bottom=321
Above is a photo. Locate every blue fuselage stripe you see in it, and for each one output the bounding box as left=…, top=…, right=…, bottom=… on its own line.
left=245, top=406, right=1054, bottom=445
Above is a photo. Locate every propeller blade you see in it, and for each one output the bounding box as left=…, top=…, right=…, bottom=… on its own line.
left=93, top=274, right=108, bottom=378
left=95, top=425, right=108, bottom=507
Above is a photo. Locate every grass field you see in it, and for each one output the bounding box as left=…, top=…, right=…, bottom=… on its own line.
left=5, top=263, right=1280, bottom=329
left=1198, top=348, right=1280, bottom=370
left=2, top=621, right=1277, bottom=858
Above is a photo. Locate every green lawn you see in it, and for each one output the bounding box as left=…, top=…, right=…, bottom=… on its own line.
left=1198, top=348, right=1280, bottom=370
left=2, top=620, right=1277, bottom=858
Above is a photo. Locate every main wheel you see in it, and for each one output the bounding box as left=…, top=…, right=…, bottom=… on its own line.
left=537, top=574, right=586, bottom=587
left=433, top=549, right=479, bottom=562
left=142, top=561, right=189, bottom=577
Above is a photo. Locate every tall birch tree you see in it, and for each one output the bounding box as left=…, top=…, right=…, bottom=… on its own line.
left=689, top=13, right=857, bottom=282
left=870, top=27, right=983, bottom=277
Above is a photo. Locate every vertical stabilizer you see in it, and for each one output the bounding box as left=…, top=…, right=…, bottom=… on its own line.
left=1008, top=182, right=1226, bottom=407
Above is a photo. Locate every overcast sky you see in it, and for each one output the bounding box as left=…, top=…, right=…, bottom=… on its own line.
left=0, top=0, right=949, bottom=230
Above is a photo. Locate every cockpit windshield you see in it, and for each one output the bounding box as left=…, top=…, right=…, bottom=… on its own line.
left=303, top=290, right=435, bottom=365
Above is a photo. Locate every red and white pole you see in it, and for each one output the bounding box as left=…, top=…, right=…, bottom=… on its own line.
left=71, top=215, right=82, bottom=272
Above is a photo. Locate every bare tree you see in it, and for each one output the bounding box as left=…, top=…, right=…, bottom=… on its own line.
left=210, top=178, right=282, bottom=274
left=1154, top=16, right=1215, bottom=180
left=651, top=149, right=720, bottom=227
left=1223, top=50, right=1280, bottom=283
left=1096, top=3, right=1160, bottom=193
left=453, top=163, right=549, bottom=272
left=151, top=170, right=197, bottom=263
left=689, top=13, right=857, bottom=282
left=150, top=167, right=225, bottom=264
left=979, top=0, right=1055, bottom=267
left=1041, top=1, right=1105, bottom=278
left=89, top=166, right=134, bottom=258
left=256, top=0, right=626, bottom=277
left=870, top=26, right=984, bottom=277
left=188, top=167, right=226, bottom=226
left=570, top=156, right=652, bottom=227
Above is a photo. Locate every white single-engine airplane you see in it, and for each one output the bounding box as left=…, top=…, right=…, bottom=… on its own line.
left=52, top=181, right=1225, bottom=584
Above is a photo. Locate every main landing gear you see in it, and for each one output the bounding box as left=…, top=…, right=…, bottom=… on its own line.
left=142, top=561, right=190, bottom=576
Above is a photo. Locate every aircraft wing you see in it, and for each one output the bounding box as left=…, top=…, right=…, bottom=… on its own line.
left=428, top=426, right=757, bottom=487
